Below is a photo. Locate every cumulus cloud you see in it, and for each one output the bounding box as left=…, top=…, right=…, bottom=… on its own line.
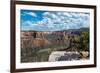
left=21, top=11, right=90, bottom=31
left=22, top=12, right=37, bottom=17
left=43, top=12, right=58, bottom=19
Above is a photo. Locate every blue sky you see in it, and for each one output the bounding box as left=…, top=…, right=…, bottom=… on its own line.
left=21, top=9, right=90, bottom=31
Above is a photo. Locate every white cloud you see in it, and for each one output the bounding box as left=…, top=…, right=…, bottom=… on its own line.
left=63, top=12, right=72, bottom=17
left=24, top=12, right=37, bottom=17
left=22, top=11, right=90, bottom=31
left=43, top=12, right=58, bottom=19
left=41, top=12, right=89, bottom=31
left=22, top=20, right=38, bottom=27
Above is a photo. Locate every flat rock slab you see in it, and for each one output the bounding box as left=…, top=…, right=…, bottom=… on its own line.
left=49, top=51, right=81, bottom=62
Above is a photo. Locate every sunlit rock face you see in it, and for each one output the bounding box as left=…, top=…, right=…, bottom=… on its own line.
left=49, top=51, right=81, bottom=62
left=21, top=31, right=51, bottom=48
left=32, top=38, right=50, bottom=47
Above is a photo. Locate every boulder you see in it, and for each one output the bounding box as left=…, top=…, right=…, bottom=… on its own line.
left=81, top=51, right=89, bottom=58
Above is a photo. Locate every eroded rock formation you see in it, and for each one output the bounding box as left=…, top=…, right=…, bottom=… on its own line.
left=21, top=31, right=50, bottom=49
